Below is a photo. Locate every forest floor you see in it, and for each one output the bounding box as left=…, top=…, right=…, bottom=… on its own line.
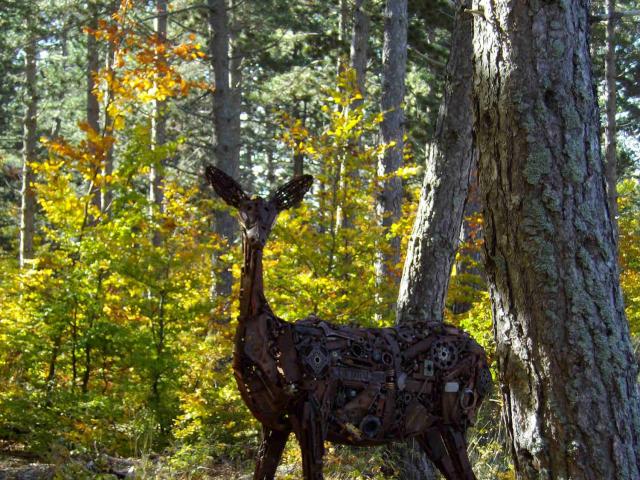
left=0, top=453, right=284, bottom=480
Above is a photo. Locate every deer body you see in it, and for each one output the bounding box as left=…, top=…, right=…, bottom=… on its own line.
left=206, top=167, right=491, bottom=480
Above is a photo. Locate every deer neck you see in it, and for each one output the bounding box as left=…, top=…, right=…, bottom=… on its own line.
left=238, top=236, right=272, bottom=320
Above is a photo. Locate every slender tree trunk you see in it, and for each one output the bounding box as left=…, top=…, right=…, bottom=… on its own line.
left=101, top=0, right=118, bottom=213
left=208, top=0, right=241, bottom=320
left=334, top=2, right=369, bottom=261
left=88, top=1, right=102, bottom=212
left=229, top=0, right=242, bottom=172
left=87, top=2, right=100, bottom=135
left=20, top=26, right=38, bottom=268
left=293, top=151, right=304, bottom=177
left=397, top=0, right=474, bottom=325
left=338, top=0, right=350, bottom=67
left=242, top=143, right=255, bottom=191
left=72, top=307, right=78, bottom=387
left=472, top=0, right=640, bottom=477
left=376, top=0, right=407, bottom=286
left=81, top=343, right=91, bottom=393
left=51, top=32, right=68, bottom=139
left=604, top=0, right=618, bottom=226
left=293, top=101, right=306, bottom=177
left=393, top=2, right=474, bottom=478
left=350, top=0, right=369, bottom=98
left=150, top=0, right=167, bottom=247
left=266, top=149, right=275, bottom=185
left=46, top=335, right=62, bottom=391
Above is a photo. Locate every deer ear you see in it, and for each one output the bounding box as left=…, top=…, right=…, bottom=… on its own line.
left=205, top=165, right=249, bottom=208
left=269, top=175, right=313, bottom=211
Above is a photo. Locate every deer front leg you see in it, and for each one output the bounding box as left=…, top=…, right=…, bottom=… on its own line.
left=254, top=424, right=290, bottom=480
left=292, top=401, right=325, bottom=480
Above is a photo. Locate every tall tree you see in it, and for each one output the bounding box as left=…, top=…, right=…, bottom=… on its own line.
left=150, top=0, right=168, bottom=247
left=377, top=0, right=407, bottom=284
left=19, top=20, right=38, bottom=268
left=397, top=0, right=474, bottom=325
left=208, top=0, right=241, bottom=318
left=350, top=0, right=369, bottom=97
left=604, top=0, right=618, bottom=222
left=394, top=1, right=474, bottom=478
left=472, top=0, right=640, bottom=477
left=87, top=1, right=102, bottom=212
left=101, top=7, right=116, bottom=213
left=86, top=2, right=100, bottom=138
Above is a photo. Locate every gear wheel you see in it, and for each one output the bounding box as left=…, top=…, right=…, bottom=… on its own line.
left=430, top=340, right=459, bottom=370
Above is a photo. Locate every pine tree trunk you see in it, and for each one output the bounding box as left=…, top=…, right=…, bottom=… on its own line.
left=472, top=0, right=640, bottom=477
left=394, top=2, right=474, bottom=478
left=87, top=1, right=102, bottom=212
left=20, top=27, right=38, bottom=268
left=377, top=0, right=407, bottom=285
left=87, top=2, right=100, bottom=137
left=350, top=0, right=369, bottom=97
left=397, top=0, right=475, bottom=325
left=101, top=22, right=116, bottom=213
left=208, top=0, right=241, bottom=314
left=150, top=0, right=167, bottom=247
left=604, top=0, right=618, bottom=225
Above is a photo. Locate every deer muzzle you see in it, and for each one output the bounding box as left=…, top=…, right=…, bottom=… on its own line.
left=245, top=224, right=268, bottom=247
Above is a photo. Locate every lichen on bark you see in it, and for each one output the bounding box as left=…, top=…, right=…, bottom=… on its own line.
left=472, top=0, right=640, bottom=477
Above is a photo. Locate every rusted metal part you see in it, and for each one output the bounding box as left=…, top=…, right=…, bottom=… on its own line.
left=206, top=166, right=492, bottom=480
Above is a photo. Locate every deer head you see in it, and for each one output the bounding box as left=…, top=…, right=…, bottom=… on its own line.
left=206, top=166, right=313, bottom=248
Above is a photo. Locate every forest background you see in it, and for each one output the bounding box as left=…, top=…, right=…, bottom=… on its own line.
left=0, top=0, right=638, bottom=479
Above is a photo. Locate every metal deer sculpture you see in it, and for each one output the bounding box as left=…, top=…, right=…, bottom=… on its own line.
left=206, top=166, right=492, bottom=480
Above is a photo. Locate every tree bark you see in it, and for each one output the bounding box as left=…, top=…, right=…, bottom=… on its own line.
left=604, top=0, right=618, bottom=226
left=339, top=0, right=350, bottom=62
left=20, top=26, right=38, bottom=268
left=150, top=0, right=167, bottom=247
left=397, top=0, right=474, bottom=325
left=88, top=1, right=102, bottom=213
left=208, top=0, right=241, bottom=314
left=472, top=0, right=640, bottom=478
left=376, top=0, right=407, bottom=285
left=394, top=2, right=474, bottom=478
left=350, top=0, right=369, bottom=98
left=87, top=2, right=100, bottom=139
left=101, top=0, right=118, bottom=213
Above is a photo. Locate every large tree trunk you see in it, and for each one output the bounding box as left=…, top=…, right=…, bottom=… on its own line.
left=472, top=0, right=640, bottom=478
left=150, top=0, right=167, bottom=247
left=394, top=2, right=474, bottom=478
left=376, top=0, right=407, bottom=286
left=604, top=0, right=618, bottom=226
left=208, top=0, right=241, bottom=317
left=20, top=26, right=38, bottom=268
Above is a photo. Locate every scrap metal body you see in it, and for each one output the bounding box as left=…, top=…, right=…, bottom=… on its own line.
left=206, top=166, right=491, bottom=480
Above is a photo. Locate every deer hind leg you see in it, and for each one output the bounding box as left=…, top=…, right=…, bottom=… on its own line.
left=253, top=424, right=290, bottom=480
left=292, top=401, right=325, bottom=480
left=416, top=427, right=477, bottom=480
